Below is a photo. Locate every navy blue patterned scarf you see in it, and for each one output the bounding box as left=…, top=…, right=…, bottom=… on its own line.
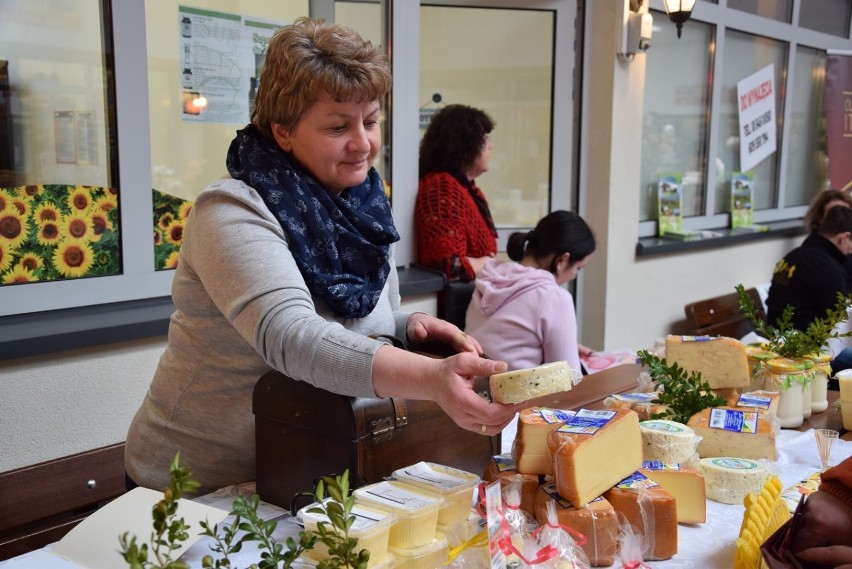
left=226, top=125, right=399, bottom=318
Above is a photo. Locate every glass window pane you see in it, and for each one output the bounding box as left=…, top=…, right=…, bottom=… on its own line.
left=728, top=0, right=792, bottom=22
left=0, top=0, right=120, bottom=286
left=799, top=0, right=852, bottom=38
left=146, top=1, right=309, bottom=270
left=640, top=13, right=713, bottom=221
left=785, top=46, right=828, bottom=208
left=420, top=6, right=554, bottom=229
left=716, top=29, right=787, bottom=213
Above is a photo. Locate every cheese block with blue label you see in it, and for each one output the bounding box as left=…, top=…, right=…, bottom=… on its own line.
left=482, top=453, right=540, bottom=516
left=639, top=461, right=706, bottom=523
left=546, top=408, right=642, bottom=506
left=665, top=335, right=750, bottom=389
left=533, top=483, right=618, bottom=567
left=603, top=471, right=678, bottom=560
left=489, top=361, right=580, bottom=404
left=511, top=407, right=574, bottom=475
left=687, top=406, right=776, bottom=460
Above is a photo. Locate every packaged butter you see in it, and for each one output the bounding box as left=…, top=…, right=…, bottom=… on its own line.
left=388, top=533, right=448, bottom=569
left=392, top=461, right=479, bottom=529
left=354, top=480, right=444, bottom=549
left=298, top=500, right=398, bottom=568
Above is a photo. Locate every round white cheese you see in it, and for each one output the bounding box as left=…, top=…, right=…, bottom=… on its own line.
left=700, top=457, right=767, bottom=505
left=489, top=361, right=580, bottom=404
left=640, top=419, right=696, bottom=464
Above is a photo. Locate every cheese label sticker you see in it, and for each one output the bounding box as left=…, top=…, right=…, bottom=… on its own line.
left=711, top=457, right=759, bottom=470
left=395, top=461, right=468, bottom=490
left=537, top=408, right=576, bottom=424
left=493, top=453, right=518, bottom=472
left=681, top=335, right=714, bottom=342
left=611, top=392, right=657, bottom=402
left=615, top=471, right=660, bottom=490
left=641, top=460, right=681, bottom=471
left=558, top=408, right=616, bottom=434
left=708, top=408, right=758, bottom=434
left=644, top=421, right=685, bottom=433
left=736, top=394, right=772, bottom=409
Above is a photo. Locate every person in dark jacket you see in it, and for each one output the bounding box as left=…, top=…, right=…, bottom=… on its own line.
left=766, top=205, right=852, bottom=331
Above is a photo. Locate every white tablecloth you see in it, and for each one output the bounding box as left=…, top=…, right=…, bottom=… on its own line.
left=4, top=427, right=851, bottom=569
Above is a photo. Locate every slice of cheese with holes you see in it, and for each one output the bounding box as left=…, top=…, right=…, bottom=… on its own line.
left=665, top=335, right=750, bottom=389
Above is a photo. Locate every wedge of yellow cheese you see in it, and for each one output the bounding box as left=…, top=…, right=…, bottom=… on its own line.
left=687, top=406, right=776, bottom=460
left=533, top=483, right=618, bottom=567
left=639, top=461, right=706, bottom=523
left=665, top=335, right=750, bottom=390
left=511, top=407, right=573, bottom=475
left=546, top=408, right=642, bottom=506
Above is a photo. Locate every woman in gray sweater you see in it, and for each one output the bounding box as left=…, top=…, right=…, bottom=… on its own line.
left=125, top=17, right=518, bottom=494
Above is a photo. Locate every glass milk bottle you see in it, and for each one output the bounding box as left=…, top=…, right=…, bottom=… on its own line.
left=807, top=353, right=831, bottom=413
left=745, top=344, right=778, bottom=391
left=764, top=358, right=812, bottom=428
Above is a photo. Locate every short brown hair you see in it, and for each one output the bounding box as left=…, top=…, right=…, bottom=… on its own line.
left=804, top=189, right=852, bottom=232
left=251, top=17, right=391, bottom=138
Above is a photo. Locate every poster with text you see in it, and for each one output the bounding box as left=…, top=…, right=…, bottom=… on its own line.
left=730, top=172, right=754, bottom=229
left=178, top=6, right=285, bottom=124
left=825, top=55, right=852, bottom=192
left=737, top=64, right=777, bottom=172
left=657, top=174, right=684, bottom=237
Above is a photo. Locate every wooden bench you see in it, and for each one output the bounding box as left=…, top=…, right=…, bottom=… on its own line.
left=0, top=443, right=127, bottom=561
left=684, top=287, right=765, bottom=339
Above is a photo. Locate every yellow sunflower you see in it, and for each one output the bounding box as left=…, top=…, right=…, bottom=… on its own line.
left=93, top=195, right=118, bottom=212
left=165, top=219, right=185, bottom=245
left=89, top=209, right=113, bottom=242
left=178, top=201, right=194, bottom=221
left=23, top=184, right=43, bottom=197
left=158, top=212, right=175, bottom=230
left=18, top=252, right=41, bottom=272
left=11, top=196, right=31, bottom=217
left=34, top=202, right=61, bottom=225
left=0, top=241, right=13, bottom=272
left=53, top=238, right=95, bottom=278
left=61, top=212, right=95, bottom=242
left=36, top=221, right=62, bottom=246
left=163, top=251, right=180, bottom=269
left=2, top=265, right=37, bottom=284
left=0, top=189, right=14, bottom=213
left=0, top=209, right=29, bottom=249
left=67, top=186, right=93, bottom=212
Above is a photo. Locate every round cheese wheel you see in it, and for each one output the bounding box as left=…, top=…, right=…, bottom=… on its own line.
left=640, top=419, right=696, bottom=464
left=489, top=361, right=580, bottom=404
left=700, top=457, right=767, bottom=505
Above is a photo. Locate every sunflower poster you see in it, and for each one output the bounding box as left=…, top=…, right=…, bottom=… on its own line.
left=0, top=184, right=120, bottom=285
left=152, top=188, right=193, bottom=270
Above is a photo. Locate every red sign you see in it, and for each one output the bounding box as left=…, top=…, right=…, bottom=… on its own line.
left=825, top=55, right=852, bottom=192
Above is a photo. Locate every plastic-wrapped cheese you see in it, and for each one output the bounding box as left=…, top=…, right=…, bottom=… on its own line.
left=639, top=461, right=706, bottom=523
left=490, top=361, right=580, bottom=404
left=687, top=406, right=776, bottom=460
left=699, top=457, right=768, bottom=505
left=482, top=454, right=540, bottom=517
left=639, top=419, right=696, bottom=464
left=603, top=472, right=678, bottom=560
left=533, top=483, right=618, bottom=567
left=546, top=408, right=643, bottom=506
left=511, top=407, right=574, bottom=475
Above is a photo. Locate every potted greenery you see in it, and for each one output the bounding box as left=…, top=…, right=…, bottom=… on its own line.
left=119, top=454, right=369, bottom=569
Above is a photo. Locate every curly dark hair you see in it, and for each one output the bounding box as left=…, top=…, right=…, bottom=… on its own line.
left=418, top=104, right=494, bottom=178
left=804, top=189, right=852, bottom=232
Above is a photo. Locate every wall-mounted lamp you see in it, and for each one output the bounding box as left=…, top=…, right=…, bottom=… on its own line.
left=661, top=0, right=696, bottom=39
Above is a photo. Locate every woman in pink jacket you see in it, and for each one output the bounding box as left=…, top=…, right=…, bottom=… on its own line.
left=464, top=210, right=596, bottom=372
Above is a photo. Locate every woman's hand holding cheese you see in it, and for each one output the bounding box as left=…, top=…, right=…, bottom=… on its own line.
left=372, top=346, right=518, bottom=435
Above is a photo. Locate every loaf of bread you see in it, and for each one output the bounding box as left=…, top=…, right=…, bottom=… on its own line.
left=490, top=361, right=580, bottom=404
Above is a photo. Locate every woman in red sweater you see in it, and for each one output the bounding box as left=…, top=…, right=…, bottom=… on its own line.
left=415, top=104, right=498, bottom=281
